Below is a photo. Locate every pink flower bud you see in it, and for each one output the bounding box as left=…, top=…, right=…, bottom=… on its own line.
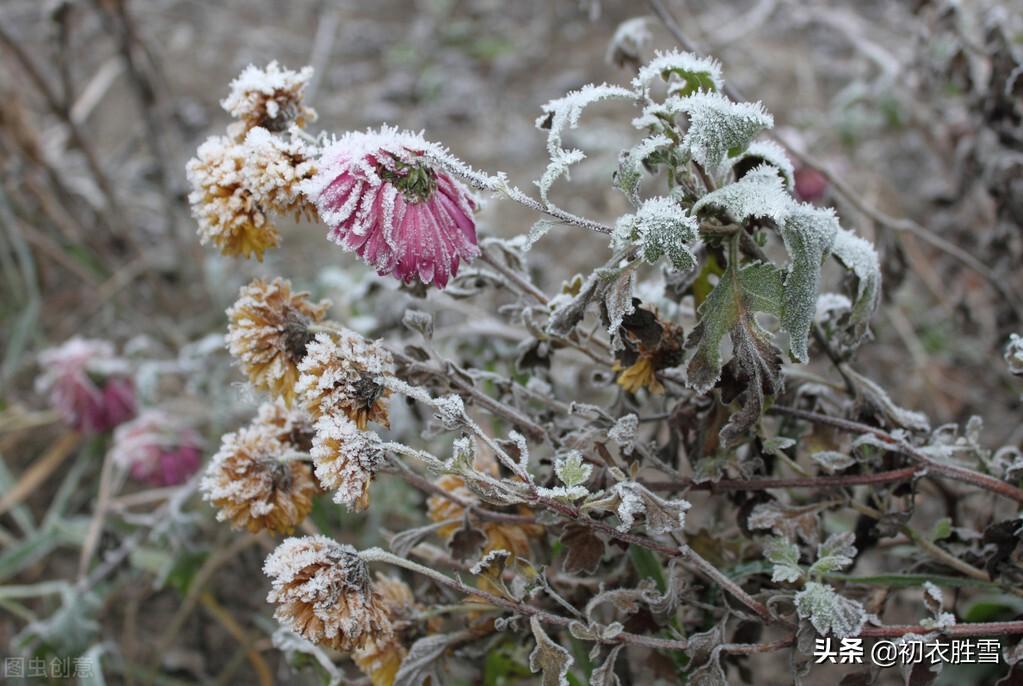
left=111, top=411, right=203, bottom=487
left=794, top=166, right=828, bottom=203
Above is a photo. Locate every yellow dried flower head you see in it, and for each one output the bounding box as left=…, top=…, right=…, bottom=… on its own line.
left=242, top=127, right=318, bottom=221
left=227, top=277, right=330, bottom=404
left=252, top=398, right=315, bottom=451
left=310, top=414, right=384, bottom=512
left=614, top=307, right=684, bottom=395
left=187, top=135, right=279, bottom=261
left=263, top=536, right=393, bottom=652
left=200, top=426, right=316, bottom=534
left=222, top=61, right=316, bottom=134
left=296, top=331, right=394, bottom=429
left=353, top=636, right=406, bottom=686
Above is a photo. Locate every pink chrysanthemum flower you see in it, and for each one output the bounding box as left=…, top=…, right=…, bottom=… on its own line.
left=36, top=338, right=136, bottom=434
left=302, top=126, right=480, bottom=288
left=110, top=410, right=203, bottom=487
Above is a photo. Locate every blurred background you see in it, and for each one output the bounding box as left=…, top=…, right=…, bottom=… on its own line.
left=1, top=0, right=1021, bottom=684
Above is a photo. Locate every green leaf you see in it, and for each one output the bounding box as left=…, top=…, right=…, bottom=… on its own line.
left=686, top=261, right=784, bottom=446
left=692, top=164, right=791, bottom=225
left=555, top=452, right=592, bottom=488
left=778, top=204, right=840, bottom=362
left=763, top=537, right=803, bottom=583
left=675, top=92, right=773, bottom=169
left=794, top=582, right=867, bottom=638
left=629, top=545, right=667, bottom=593
left=830, top=227, right=881, bottom=344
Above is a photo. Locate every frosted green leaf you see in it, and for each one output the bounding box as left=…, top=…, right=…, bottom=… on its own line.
left=614, top=134, right=671, bottom=203
left=614, top=196, right=698, bottom=272
left=529, top=616, right=574, bottom=686
left=811, top=450, right=856, bottom=473
left=676, top=92, right=774, bottom=170
left=632, top=49, right=723, bottom=96
left=809, top=531, right=856, bottom=576
left=686, top=262, right=784, bottom=446
left=692, top=163, right=792, bottom=225
left=779, top=204, right=840, bottom=362
left=830, top=227, right=881, bottom=342
left=537, top=148, right=586, bottom=204
left=555, top=451, right=592, bottom=488
left=764, top=537, right=803, bottom=583
left=794, top=582, right=867, bottom=638
left=730, top=140, right=795, bottom=190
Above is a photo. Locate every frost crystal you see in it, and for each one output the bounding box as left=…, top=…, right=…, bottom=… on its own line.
left=794, top=582, right=866, bottom=638
left=779, top=203, right=840, bottom=362
left=731, top=139, right=795, bottom=190
left=692, top=163, right=792, bottom=225
left=1005, top=333, right=1023, bottom=376
left=611, top=481, right=689, bottom=535
left=221, top=61, right=315, bottom=133
left=614, top=134, right=671, bottom=202
left=608, top=414, right=639, bottom=454
left=632, top=49, right=723, bottom=96
left=535, top=83, right=635, bottom=202
left=830, top=227, right=881, bottom=337
left=764, top=538, right=803, bottom=583
left=675, top=92, right=773, bottom=170
left=241, top=127, right=317, bottom=219
left=295, top=331, right=393, bottom=429
left=554, top=451, right=592, bottom=488
left=614, top=196, right=698, bottom=272
left=310, top=414, right=384, bottom=511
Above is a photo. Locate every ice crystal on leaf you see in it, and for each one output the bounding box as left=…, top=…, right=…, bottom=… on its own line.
left=830, top=227, right=882, bottom=342
left=808, top=532, right=856, bottom=576
left=609, top=481, right=689, bottom=535
left=730, top=139, right=795, bottom=190
left=794, top=582, right=866, bottom=638
left=302, top=126, right=480, bottom=288
left=529, top=616, right=574, bottom=686
left=614, top=134, right=672, bottom=203
left=675, top=92, right=773, bottom=170
left=764, top=538, right=803, bottom=583
left=779, top=203, right=840, bottom=362
left=692, top=163, right=792, bottom=225
left=554, top=451, right=591, bottom=493
left=614, top=196, right=698, bottom=272
left=632, top=49, right=723, bottom=97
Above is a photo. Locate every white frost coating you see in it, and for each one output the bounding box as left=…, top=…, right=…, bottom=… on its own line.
left=221, top=61, right=313, bottom=123
left=632, top=49, right=723, bottom=95
left=608, top=414, right=639, bottom=454
left=606, top=17, right=652, bottom=67
left=614, top=196, right=698, bottom=272
left=779, top=203, right=840, bottom=362
left=534, top=83, right=635, bottom=203
left=611, top=481, right=690, bottom=535
left=242, top=126, right=316, bottom=212
left=470, top=548, right=511, bottom=575
left=815, top=292, right=852, bottom=322
left=830, top=227, right=881, bottom=332
left=692, top=163, right=792, bottom=224
left=794, top=582, right=867, bottom=638
left=295, top=332, right=394, bottom=419
left=675, top=91, right=773, bottom=170
left=731, top=140, right=795, bottom=190
left=1005, top=333, right=1023, bottom=376
left=310, top=414, right=383, bottom=510
left=615, top=134, right=672, bottom=202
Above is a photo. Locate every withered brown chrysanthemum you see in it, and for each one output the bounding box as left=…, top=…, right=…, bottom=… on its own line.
left=187, top=135, right=280, bottom=261
left=295, top=331, right=394, bottom=429
left=263, top=536, right=393, bottom=652
left=227, top=277, right=330, bottom=404
left=310, top=414, right=384, bottom=511
left=252, top=398, right=315, bottom=452
left=242, top=127, right=318, bottom=222
left=353, top=574, right=415, bottom=686
left=614, top=306, right=684, bottom=395
left=200, top=425, right=316, bottom=534
left=221, top=61, right=316, bottom=135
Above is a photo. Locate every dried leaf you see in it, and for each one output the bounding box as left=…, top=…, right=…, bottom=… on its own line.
left=529, top=616, right=574, bottom=686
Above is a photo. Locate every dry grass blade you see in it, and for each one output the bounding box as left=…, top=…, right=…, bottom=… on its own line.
left=0, top=431, right=78, bottom=517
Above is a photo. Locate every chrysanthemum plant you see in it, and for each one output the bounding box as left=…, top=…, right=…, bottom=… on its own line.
left=187, top=54, right=1022, bottom=685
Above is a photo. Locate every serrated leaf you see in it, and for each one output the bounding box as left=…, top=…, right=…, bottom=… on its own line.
left=555, top=451, right=592, bottom=488
left=794, top=582, right=867, bottom=638
left=529, top=616, right=574, bottom=686
left=692, top=163, right=792, bottom=225
left=686, top=261, right=785, bottom=446
left=675, top=92, right=773, bottom=169
left=611, top=481, right=689, bottom=535
left=764, top=537, right=804, bottom=583
left=589, top=645, right=623, bottom=686
left=731, top=140, right=795, bottom=190
left=632, top=49, right=724, bottom=96
left=613, top=197, right=698, bottom=272
left=394, top=633, right=460, bottom=686
left=779, top=204, right=840, bottom=362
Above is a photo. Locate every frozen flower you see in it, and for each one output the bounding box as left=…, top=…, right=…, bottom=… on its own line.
left=201, top=425, right=316, bottom=534
left=187, top=135, right=279, bottom=261
left=221, top=61, right=316, bottom=135
left=263, top=536, right=393, bottom=651
left=242, top=127, right=318, bottom=221
left=226, top=277, right=330, bottom=404
left=36, top=337, right=136, bottom=434
left=252, top=398, right=315, bottom=451
left=354, top=636, right=406, bottom=686
left=302, top=126, right=480, bottom=288
left=310, top=414, right=384, bottom=511
left=295, top=331, right=393, bottom=429
left=110, top=410, right=203, bottom=487
left=613, top=306, right=684, bottom=394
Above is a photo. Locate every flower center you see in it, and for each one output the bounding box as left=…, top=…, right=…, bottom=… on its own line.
left=378, top=157, right=437, bottom=203
left=281, top=314, right=315, bottom=362
left=352, top=374, right=385, bottom=409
